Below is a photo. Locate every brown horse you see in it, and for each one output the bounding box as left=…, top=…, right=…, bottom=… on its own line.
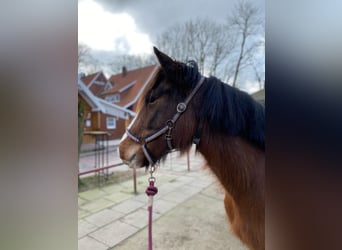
left=119, top=47, right=265, bottom=250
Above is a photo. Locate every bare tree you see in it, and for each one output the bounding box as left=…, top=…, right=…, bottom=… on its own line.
left=251, top=59, right=264, bottom=89
left=78, top=43, right=108, bottom=74
left=108, top=54, right=155, bottom=74
left=156, top=23, right=188, bottom=62
left=155, top=18, right=236, bottom=78
left=229, top=0, right=262, bottom=87
left=154, top=3, right=264, bottom=89
left=78, top=43, right=91, bottom=66
left=209, top=25, right=236, bottom=76
left=252, top=25, right=265, bottom=90
left=87, top=58, right=104, bottom=73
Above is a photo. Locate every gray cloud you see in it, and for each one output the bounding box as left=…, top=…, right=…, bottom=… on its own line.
left=95, top=0, right=264, bottom=40
left=84, top=0, right=265, bottom=92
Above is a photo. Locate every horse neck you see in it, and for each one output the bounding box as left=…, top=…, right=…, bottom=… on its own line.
left=197, top=127, right=265, bottom=200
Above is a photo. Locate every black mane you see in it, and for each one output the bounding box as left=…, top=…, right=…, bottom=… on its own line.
left=159, top=58, right=264, bottom=151
left=198, top=76, right=265, bottom=151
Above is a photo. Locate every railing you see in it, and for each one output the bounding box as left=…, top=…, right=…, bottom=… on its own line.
left=78, top=163, right=124, bottom=176
left=78, top=163, right=138, bottom=194
left=79, top=133, right=191, bottom=194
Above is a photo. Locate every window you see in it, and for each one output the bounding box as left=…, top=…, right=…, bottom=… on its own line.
left=113, top=94, right=120, bottom=102
left=104, top=83, right=111, bottom=90
left=85, top=120, right=91, bottom=127
left=105, top=94, right=120, bottom=103
left=106, top=117, right=116, bottom=129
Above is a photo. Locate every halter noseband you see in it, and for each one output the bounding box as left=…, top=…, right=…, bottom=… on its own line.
left=126, top=76, right=205, bottom=165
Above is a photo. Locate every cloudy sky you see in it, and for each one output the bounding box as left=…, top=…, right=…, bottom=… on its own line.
left=78, top=0, right=264, bottom=92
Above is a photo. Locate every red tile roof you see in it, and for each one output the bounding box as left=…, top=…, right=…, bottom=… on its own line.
left=102, top=64, right=159, bottom=109
left=78, top=76, right=135, bottom=120
left=81, top=72, right=100, bottom=86
left=80, top=71, right=110, bottom=96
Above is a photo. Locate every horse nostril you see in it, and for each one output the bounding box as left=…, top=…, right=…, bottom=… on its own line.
left=121, top=154, right=136, bottom=167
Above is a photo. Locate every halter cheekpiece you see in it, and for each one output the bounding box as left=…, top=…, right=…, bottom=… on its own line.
left=126, top=76, right=205, bottom=165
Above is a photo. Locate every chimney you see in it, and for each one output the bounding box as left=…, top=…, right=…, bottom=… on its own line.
left=122, top=66, right=127, bottom=77
left=79, top=72, right=86, bottom=78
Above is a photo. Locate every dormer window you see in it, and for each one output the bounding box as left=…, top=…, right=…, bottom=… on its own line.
left=104, top=82, right=112, bottom=91
left=105, top=94, right=120, bottom=103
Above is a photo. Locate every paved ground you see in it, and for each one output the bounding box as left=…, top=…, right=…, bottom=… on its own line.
left=78, top=146, right=248, bottom=250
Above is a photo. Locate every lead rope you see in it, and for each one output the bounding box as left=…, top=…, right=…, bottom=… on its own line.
left=145, top=165, right=158, bottom=250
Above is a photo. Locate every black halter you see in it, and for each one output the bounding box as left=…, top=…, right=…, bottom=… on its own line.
left=126, top=76, right=205, bottom=165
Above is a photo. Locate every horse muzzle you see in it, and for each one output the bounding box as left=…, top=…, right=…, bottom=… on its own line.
left=119, top=137, right=149, bottom=168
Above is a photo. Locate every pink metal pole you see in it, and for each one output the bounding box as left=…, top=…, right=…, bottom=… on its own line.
left=187, top=150, right=190, bottom=171
left=133, top=166, right=137, bottom=194
left=78, top=163, right=124, bottom=176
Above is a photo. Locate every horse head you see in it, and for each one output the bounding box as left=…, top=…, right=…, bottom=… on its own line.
left=119, top=47, right=202, bottom=168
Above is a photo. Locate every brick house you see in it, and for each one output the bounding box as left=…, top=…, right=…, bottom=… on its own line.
left=78, top=74, right=135, bottom=143
left=100, top=64, right=159, bottom=136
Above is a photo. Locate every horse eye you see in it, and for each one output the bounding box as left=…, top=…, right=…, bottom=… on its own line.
left=148, top=95, right=157, bottom=104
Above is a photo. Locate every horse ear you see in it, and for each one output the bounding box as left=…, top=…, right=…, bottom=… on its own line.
left=153, top=47, right=178, bottom=76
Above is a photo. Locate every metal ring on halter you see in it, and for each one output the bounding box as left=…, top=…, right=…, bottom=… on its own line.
left=166, top=120, right=174, bottom=128
left=177, top=102, right=187, bottom=113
